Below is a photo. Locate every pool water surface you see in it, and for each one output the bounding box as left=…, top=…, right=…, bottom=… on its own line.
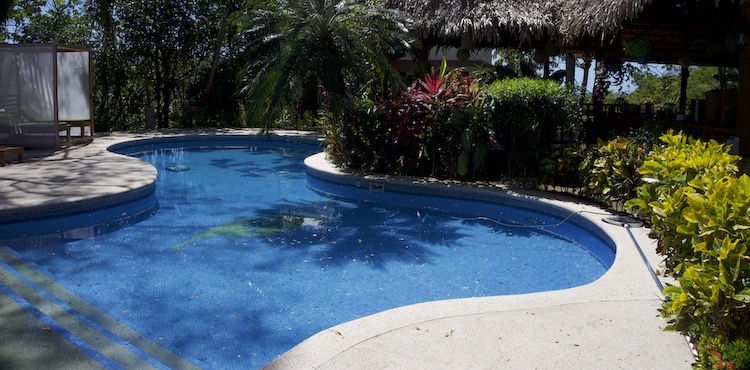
left=1, top=144, right=614, bottom=369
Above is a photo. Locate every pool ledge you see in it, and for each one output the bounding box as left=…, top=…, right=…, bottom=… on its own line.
left=0, top=133, right=158, bottom=223
left=263, top=152, right=695, bottom=369
left=0, top=129, right=323, bottom=223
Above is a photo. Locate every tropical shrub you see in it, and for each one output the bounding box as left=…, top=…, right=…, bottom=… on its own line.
left=236, top=0, right=412, bottom=129
left=576, top=126, right=662, bottom=205
left=540, top=142, right=592, bottom=188
left=324, top=99, right=394, bottom=173
left=483, top=78, right=581, bottom=178
left=331, top=63, right=492, bottom=178
left=623, top=131, right=750, bottom=365
left=696, top=336, right=750, bottom=370
left=625, top=131, right=740, bottom=275
left=658, top=174, right=750, bottom=341
left=579, top=136, right=646, bottom=205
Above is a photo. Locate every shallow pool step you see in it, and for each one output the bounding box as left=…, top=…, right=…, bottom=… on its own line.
left=0, top=247, right=201, bottom=370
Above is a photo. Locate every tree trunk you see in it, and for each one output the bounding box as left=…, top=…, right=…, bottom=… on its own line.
left=738, top=1, right=750, bottom=155
left=580, top=56, right=591, bottom=102
left=205, top=0, right=231, bottom=98
left=590, top=53, right=607, bottom=142
left=154, top=51, right=163, bottom=129
left=679, top=66, right=689, bottom=114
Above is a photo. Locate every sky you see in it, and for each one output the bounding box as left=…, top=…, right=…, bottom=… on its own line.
left=558, top=57, right=637, bottom=94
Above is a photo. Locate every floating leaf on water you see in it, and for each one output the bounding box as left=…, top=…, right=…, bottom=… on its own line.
left=173, top=214, right=326, bottom=249
left=166, top=165, right=191, bottom=172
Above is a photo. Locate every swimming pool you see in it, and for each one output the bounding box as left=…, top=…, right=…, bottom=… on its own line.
left=0, top=137, right=615, bottom=369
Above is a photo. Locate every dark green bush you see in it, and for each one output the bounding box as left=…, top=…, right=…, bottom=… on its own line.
left=483, top=78, right=581, bottom=178
left=540, top=143, right=592, bottom=188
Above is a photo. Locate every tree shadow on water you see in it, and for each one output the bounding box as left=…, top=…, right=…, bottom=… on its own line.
left=242, top=199, right=473, bottom=270
left=208, top=154, right=307, bottom=179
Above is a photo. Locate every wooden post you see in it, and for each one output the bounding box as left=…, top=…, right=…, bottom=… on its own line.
left=739, top=2, right=750, bottom=155
left=679, top=66, right=689, bottom=114
left=565, top=53, right=575, bottom=86
left=589, top=52, right=607, bottom=142
left=580, top=55, right=592, bottom=105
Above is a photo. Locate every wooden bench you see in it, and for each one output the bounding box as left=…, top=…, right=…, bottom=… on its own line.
left=0, top=146, right=24, bottom=166
left=59, top=121, right=94, bottom=147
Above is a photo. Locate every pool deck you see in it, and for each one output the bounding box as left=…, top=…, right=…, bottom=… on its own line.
left=0, top=129, right=694, bottom=369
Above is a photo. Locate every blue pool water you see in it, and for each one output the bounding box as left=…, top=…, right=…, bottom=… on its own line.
left=1, top=141, right=615, bottom=369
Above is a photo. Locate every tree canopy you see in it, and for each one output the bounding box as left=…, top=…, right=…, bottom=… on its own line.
left=607, top=65, right=723, bottom=108
left=3, top=0, right=248, bottom=130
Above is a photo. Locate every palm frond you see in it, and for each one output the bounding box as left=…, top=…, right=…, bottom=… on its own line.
left=235, top=0, right=413, bottom=128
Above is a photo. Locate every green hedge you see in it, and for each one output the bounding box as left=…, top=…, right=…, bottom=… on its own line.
left=484, top=78, right=581, bottom=177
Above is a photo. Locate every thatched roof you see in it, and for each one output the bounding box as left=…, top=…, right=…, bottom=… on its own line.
left=380, top=0, right=561, bottom=47
left=557, top=0, right=652, bottom=44
left=382, top=0, right=741, bottom=66
left=380, top=0, right=652, bottom=48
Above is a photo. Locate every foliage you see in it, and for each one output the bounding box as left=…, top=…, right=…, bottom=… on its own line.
left=3, top=0, right=251, bottom=131
left=541, top=124, right=664, bottom=205
left=483, top=78, right=581, bottom=178
left=606, top=65, right=722, bottom=108
left=659, top=174, right=750, bottom=341
left=540, top=143, right=592, bottom=187
left=235, top=0, right=412, bottom=130
left=625, top=131, right=740, bottom=275
left=329, top=64, right=491, bottom=179
left=696, top=336, right=750, bottom=370
left=490, top=48, right=565, bottom=83
left=578, top=136, right=647, bottom=204
left=2, top=0, right=91, bottom=46
left=623, top=131, right=750, bottom=355
left=575, top=125, right=663, bottom=204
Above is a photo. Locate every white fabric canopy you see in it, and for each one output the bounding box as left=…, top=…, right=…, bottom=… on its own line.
left=0, top=43, right=92, bottom=148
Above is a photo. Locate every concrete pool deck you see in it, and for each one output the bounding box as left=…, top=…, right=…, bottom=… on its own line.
left=0, top=130, right=694, bottom=369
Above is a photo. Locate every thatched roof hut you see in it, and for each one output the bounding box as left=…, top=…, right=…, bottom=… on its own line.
left=557, top=0, right=652, bottom=44
left=380, top=0, right=561, bottom=48
left=380, top=0, right=654, bottom=49
left=383, top=0, right=740, bottom=66
left=385, top=0, right=750, bottom=155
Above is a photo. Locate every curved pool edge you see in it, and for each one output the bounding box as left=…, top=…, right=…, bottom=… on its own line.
left=263, top=153, right=694, bottom=369
left=304, top=153, right=617, bottom=257
left=0, top=135, right=158, bottom=223
left=0, top=130, right=324, bottom=223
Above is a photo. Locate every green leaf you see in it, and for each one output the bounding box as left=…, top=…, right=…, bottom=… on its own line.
left=734, top=288, right=750, bottom=303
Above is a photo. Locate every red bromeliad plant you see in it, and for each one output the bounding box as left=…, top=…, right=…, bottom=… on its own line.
left=336, top=60, right=493, bottom=178
left=385, top=60, right=491, bottom=177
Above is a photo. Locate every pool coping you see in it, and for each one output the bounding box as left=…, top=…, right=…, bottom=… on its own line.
left=0, top=129, right=694, bottom=369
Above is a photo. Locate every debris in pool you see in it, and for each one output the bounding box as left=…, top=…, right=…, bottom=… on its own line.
left=172, top=214, right=327, bottom=249
left=166, top=165, right=191, bottom=172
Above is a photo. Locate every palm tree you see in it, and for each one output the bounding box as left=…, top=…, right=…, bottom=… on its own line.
left=236, top=0, right=413, bottom=128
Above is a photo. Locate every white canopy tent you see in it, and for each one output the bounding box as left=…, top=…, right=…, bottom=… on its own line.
left=0, top=43, right=93, bottom=148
